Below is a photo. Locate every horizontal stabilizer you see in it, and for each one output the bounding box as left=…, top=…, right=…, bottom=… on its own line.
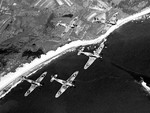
left=50, top=74, right=58, bottom=82
left=77, top=47, right=85, bottom=55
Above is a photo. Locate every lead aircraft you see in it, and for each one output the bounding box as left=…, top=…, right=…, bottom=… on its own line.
left=50, top=71, right=79, bottom=98
left=22, top=72, right=47, bottom=96
left=78, top=39, right=106, bottom=69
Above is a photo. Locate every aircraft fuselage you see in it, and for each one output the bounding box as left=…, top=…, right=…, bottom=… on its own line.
left=91, top=53, right=100, bottom=58
left=24, top=79, right=41, bottom=86
left=80, top=51, right=100, bottom=58
left=54, top=78, right=74, bottom=86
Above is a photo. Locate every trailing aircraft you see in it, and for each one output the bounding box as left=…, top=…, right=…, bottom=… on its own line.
left=22, top=72, right=47, bottom=97
left=50, top=71, right=79, bottom=98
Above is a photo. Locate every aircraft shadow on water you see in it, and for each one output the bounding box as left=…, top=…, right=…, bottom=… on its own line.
left=111, top=62, right=150, bottom=95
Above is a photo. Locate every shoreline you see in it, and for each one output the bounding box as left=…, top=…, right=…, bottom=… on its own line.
left=0, top=7, right=150, bottom=99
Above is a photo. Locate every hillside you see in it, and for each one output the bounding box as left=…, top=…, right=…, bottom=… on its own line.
left=0, top=0, right=149, bottom=76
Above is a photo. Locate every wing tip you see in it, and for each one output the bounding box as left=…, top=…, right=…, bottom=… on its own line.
left=24, top=93, right=28, bottom=97
left=55, top=95, right=59, bottom=98
left=42, top=72, right=47, bottom=76
left=55, top=92, right=61, bottom=98
left=75, top=71, right=79, bottom=74
left=84, top=64, right=89, bottom=70
left=50, top=74, right=57, bottom=82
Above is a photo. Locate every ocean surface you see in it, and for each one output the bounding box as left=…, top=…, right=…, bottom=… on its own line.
left=1, top=18, right=150, bottom=113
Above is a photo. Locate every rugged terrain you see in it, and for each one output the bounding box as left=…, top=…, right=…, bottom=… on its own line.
left=0, top=0, right=149, bottom=76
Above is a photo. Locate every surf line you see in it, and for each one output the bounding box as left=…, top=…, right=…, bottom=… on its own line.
left=0, top=7, right=150, bottom=98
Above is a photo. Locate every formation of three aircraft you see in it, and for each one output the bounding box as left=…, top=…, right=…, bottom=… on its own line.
left=21, top=41, right=106, bottom=98
left=21, top=41, right=150, bottom=98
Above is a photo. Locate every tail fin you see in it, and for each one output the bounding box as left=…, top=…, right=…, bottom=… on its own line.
left=50, top=74, right=57, bottom=82
left=93, top=51, right=101, bottom=58
left=21, top=76, right=27, bottom=81
left=77, top=51, right=82, bottom=55
left=77, top=47, right=84, bottom=55
left=77, top=50, right=82, bottom=56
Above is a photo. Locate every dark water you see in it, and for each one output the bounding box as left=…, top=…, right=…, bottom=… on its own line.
left=1, top=19, right=150, bottom=113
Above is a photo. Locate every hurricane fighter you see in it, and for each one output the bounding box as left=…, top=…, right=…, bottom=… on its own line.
left=78, top=39, right=106, bottom=69
left=50, top=71, right=79, bottom=98
left=22, top=72, right=47, bottom=96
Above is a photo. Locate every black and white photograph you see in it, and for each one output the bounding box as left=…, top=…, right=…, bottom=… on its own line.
left=0, top=0, right=150, bottom=113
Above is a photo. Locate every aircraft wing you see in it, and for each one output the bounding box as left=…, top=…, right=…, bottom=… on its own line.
left=55, top=84, right=70, bottom=98
left=24, top=84, right=38, bottom=97
left=84, top=57, right=97, bottom=69
left=36, top=72, right=47, bottom=83
left=67, top=71, right=79, bottom=83
left=96, top=42, right=105, bottom=54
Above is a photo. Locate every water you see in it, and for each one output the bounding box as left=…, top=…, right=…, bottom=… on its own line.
left=1, top=19, right=150, bottom=113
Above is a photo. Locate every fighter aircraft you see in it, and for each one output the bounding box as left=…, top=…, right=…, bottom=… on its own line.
left=50, top=71, right=79, bottom=98
left=22, top=72, right=47, bottom=97
left=78, top=39, right=106, bottom=69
